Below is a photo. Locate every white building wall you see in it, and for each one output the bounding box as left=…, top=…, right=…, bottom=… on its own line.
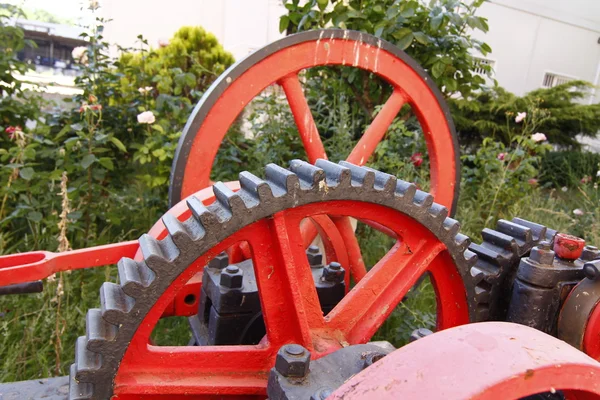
left=474, top=0, right=600, bottom=103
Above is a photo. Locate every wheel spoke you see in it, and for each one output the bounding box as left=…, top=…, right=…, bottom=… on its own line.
left=278, top=73, right=327, bottom=163
left=346, top=89, right=407, bottom=165
left=247, top=213, right=325, bottom=350
left=326, top=238, right=446, bottom=343
left=332, top=216, right=367, bottom=282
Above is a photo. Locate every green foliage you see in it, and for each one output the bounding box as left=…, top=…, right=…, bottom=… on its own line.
left=451, top=81, right=600, bottom=148
left=540, top=151, right=600, bottom=188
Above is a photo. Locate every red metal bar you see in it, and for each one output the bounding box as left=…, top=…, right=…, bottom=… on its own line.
left=0, top=241, right=138, bottom=286
left=332, top=216, right=368, bottom=282
left=278, top=73, right=327, bottom=163
left=346, top=89, right=407, bottom=166
left=331, top=322, right=600, bottom=400
left=584, top=301, right=600, bottom=360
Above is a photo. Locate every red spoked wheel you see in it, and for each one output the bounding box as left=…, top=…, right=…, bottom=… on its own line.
left=70, top=160, right=476, bottom=399
left=331, top=322, right=600, bottom=400
left=169, top=29, right=460, bottom=213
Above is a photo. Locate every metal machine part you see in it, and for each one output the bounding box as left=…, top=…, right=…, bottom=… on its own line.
left=68, top=159, right=478, bottom=399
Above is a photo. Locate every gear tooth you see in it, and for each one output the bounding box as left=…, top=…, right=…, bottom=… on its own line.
left=315, top=159, right=351, bottom=187
left=474, top=285, right=491, bottom=303
left=470, top=265, right=485, bottom=281
left=118, top=258, right=154, bottom=297
left=187, top=196, right=220, bottom=230
left=394, top=180, right=416, bottom=203
left=469, top=242, right=503, bottom=265
left=86, top=308, right=117, bottom=353
left=338, top=161, right=375, bottom=188
left=239, top=171, right=273, bottom=205
left=69, top=363, right=93, bottom=400
left=213, top=182, right=247, bottom=214
left=496, top=220, right=533, bottom=255
left=289, top=159, right=326, bottom=189
left=442, top=217, right=460, bottom=237
left=362, top=166, right=397, bottom=192
left=481, top=228, right=518, bottom=252
left=412, top=189, right=433, bottom=208
left=511, top=217, right=547, bottom=243
left=463, top=249, right=478, bottom=266
left=454, top=233, right=470, bottom=252
left=138, top=234, right=177, bottom=271
left=75, top=336, right=101, bottom=381
left=427, top=203, right=449, bottom=224
left=100, top=282, right=134, bottom=325
left=162, top=213, right=199, bottom=245
left=265, top=163, right=300, bottom=197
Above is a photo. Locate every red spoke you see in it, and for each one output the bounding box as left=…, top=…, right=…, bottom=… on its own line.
left=332, top=216, right=368, bottom=282
left=247, top=213, right=325, bottom=350
left=278, top=73, right=327, bottom=163
left=346, top=89, right=407, bottom=165
left=327, top=238, right=446, bottom=343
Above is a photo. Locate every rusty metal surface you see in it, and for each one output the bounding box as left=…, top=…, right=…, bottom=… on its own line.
left=329, top=322, right=600, bottom=400
left=0, top=376, right=68, bottom=400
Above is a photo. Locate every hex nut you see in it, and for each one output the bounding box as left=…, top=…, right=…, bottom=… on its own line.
left=275, top=344, right=311, bottom=378
left=306, top=245, right=323, bottom=267
left=409, top=328, right=433, bottom=342
left=530, top=244, right=555, bottom=266
left=322, top=262, right=345, bottom=283
left=581, top=245, right=600, bottom=262
left=208, top=252, right=229, bottom=269
left=220, top=265, right=243, bottom=289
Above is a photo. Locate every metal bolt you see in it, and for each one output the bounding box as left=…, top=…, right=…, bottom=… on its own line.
left=581, top=245, right=600, bottom=262
left=310, top=388, right=334, bottom=400
left=306, top=245, right=323, bottom=267
left=362, top=351, right=386, bottom=369
left=275, top=344, right=311, bottom=378
left=322, top=262, right=345, bottom=283
left=208, top=252, right=229, bottom=269
left=220, top=265, right=243, bottom=289
left=530, top=241, right=555, bottom=266
left=409, top=328, right=433, bottom=342
left=584, top=261, right=600, bottom=281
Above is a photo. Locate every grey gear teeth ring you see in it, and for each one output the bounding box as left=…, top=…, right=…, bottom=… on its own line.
left=69, top=159, right=480, bottom=399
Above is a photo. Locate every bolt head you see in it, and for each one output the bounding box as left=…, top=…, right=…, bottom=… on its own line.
left=306, top=245, right=323, bottom=267
left=409, top=328, right=433, bottom=342
left=530, top=245, right=555, bottom=265
left=322, top=263, right=345, bottom=283
left=275, top=344, right=311, bottom=378
left=220, top=265, right=243, bottom=289
left=581, top=245, right=600, bottom=262
left=208, top=252, right=229, bottom=269
left=584, top=261, right=600, bottom=281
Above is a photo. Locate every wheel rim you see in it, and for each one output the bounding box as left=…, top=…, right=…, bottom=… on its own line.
left=169, top=29, right=460, bottom=214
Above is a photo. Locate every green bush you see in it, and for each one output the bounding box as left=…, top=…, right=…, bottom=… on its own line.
left=540, top=151, right=600, bottom=188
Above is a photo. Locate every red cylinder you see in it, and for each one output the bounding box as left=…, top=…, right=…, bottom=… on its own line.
left=554, top=233, right=586, bottom=260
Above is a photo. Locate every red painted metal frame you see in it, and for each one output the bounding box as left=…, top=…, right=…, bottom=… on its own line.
left=111, top=200, right=470, bottom=398
left=175, top=36, right=458, bottom=212
left=584, top=301, right=600, bottom=360
left=331, top=322, right=600, bottom=400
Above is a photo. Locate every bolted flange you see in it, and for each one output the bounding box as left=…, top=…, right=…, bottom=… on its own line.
left=220, top=265, right=243, bottom=289
left=275, top=344, right=311, bottom=378
left=322, top=262, right=345, bottom=283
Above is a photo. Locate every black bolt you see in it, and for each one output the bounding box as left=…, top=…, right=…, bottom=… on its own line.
left=363, top=351, right=386, bottom=369
left=322, top=262, right=345, bottom=283
left=584, top=261, right=600, bottom=281
left=530, top=242, right=555, bottom=266
left=581, top=245, right=600, bottom=262
left=306, top=245, right=323, bottom=267
left=537, top=241, right=552, bottom=251
left=310, top=388, right=334, bottom=400
left=220, top=265, right=243, bottom=289
left=208, top=252, right=229, bottom=269
left=275, top=344, right=311, bottom=378
left=409, top=328, right=433, bottom=342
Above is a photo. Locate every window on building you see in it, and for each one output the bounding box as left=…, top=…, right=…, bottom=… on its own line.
left=473, top=57, right=495, bottom=76
left=542, top=72, right=575, bottom=88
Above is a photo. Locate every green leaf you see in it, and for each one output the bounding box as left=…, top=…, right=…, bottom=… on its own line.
left=431, top=61, right=446, bottom=78
left=55, top=124, right=71, bottom=140
left=27, top=211, right=42, bottom=223
left=395, top=31, right=413, bottom=50
left=109, top=137, right=127, bottom=152
left=81, top=154, right=96, bottom=169
left=430, top=14, right=443, bottom=30
left=413, top=32, right=430, bottom=45
left=279, top=16, right=290, bottom=32
left=445, top=79, right=458, bottom=92
left=317, top=0, right=328, bottom=11
left=19, top=167, right=34, bottom=180
left=373, top=5, right=383, bottom=13
left=98, top=157, right=114, bottom=170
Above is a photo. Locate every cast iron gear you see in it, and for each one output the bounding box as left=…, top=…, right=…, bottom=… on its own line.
left=69, top=159, right=480, bottom=399
left=469, top=218, right=557, bottom=321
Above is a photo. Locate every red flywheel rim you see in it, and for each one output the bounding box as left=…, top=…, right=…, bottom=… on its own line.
left=169, top=29, right=460, bottom=214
